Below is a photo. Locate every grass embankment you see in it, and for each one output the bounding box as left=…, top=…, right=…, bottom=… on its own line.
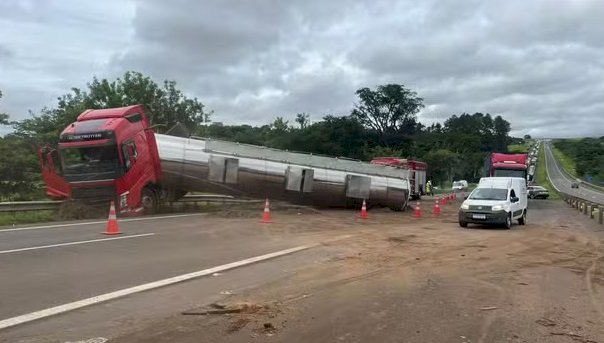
left=535, top=144, right=560, bottom=200
left=551, top=147, right=577, bottom=178
left=0, top=210, right=56, bottom=227
left=508, top=142, right=531, bottom=153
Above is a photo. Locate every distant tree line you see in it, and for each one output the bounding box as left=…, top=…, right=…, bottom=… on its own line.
left=0, top=72, right=514, bottom=200
left=554, top=138, right=604, bottom=183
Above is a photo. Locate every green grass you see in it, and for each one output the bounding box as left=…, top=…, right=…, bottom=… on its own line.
left=508, top=143, right=530, bottom=153
left=0, top=210, right=56, bottom=228
left=551, top=147, right=577, bottom=177
left=535, top=144, right=560, bottom=200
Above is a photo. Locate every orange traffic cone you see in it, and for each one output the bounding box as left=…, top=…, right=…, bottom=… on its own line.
left=103, top=201, right=121, bottom=235
left=261, top=198, right=272, bottom=223
left=413, top=201, right=422, bottom=219
left=442, top=195, right=448, bottom=205
left=433, top=197, right=441, bottom=216
left=359, top=199, right=368, bottom=219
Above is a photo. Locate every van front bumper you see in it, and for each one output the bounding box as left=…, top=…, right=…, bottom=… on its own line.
left=458, top=210, right=508, bottom=224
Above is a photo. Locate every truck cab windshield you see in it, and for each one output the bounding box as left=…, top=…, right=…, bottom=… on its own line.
left=60, top=145, right=120, bottom=181
left=469, top=188, right=508, bottom=201
left=493, top=169, right=526, bottom=178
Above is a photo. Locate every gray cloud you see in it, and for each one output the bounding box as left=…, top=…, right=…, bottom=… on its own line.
left=1, top=0, right=603, bottom=138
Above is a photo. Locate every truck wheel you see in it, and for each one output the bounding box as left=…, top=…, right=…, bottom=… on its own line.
left=504, top=213, right=512, bottom=230
left=459, top=221, right=468, bottom=228
left=518, top=210, right=526, bottom=226
left=141, top=188, right=158, bottom=214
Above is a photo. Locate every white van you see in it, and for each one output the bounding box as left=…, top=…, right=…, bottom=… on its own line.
left=458, top=177, right=528, bottom=229
left=452, top=180, right=469, bottom=191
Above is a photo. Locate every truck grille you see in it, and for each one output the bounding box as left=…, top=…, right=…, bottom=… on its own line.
left=71, top=186, right=115, bottom=202
left=468, top=205, right=492, bottom=212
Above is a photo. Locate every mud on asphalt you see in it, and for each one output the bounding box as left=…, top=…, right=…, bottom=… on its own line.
left=113, top=199, right=604, bottom=343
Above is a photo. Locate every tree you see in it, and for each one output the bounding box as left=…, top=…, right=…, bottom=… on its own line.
left=351, top=84, right=424, bottom=135
left=493, top=115, right=511, bottom=152
left=523, top=134, right=532, bottom=140
left=0, top=90, right=9, bottom=125
left=13, top=71, right=210, bottom=145
left=424, top=149, right=459, bottom=185
left=295, top=113, right=310, bottom=129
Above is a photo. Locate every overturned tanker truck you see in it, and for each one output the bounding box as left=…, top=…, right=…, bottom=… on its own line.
left=39, top=105, right=411, bottom=214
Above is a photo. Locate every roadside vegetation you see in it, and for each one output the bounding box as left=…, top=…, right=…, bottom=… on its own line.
left=0, top=210, right=56, bottom=227
left=1, top=72, right=519, bottom=202
left=554, top=138, right=604, bottom=185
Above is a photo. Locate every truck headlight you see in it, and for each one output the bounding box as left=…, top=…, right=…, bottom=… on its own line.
left=460, top=202, right=469, bottom=210
left=492, top=204, right=504, bottom=211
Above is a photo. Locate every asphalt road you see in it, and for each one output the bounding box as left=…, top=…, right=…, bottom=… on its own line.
left=0, top=211, right=337, bottom=341
left=544, top=142, right=604, bottom=205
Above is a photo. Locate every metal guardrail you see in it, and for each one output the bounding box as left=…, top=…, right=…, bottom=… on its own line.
left=561, top=192, right=604, bottom=225
left=0, top=195, right=261, bottom=213
left=0, top=201, right=63, bottom=213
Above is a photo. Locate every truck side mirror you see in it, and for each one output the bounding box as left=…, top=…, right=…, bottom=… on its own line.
left=511, top=196, right=519, bottom=203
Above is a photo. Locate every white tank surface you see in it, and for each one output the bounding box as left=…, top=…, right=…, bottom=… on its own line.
left=155, top=134, right=411, bottom=210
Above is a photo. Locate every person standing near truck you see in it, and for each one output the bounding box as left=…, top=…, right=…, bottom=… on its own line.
left=426, top=180, right=432, bottom=196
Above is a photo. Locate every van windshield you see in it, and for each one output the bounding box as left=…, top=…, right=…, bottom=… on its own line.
left=469, top=188, right=508, bottom=201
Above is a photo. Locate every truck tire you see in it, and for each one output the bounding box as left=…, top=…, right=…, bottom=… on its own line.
left=518, top=210, right=526, bottom=226
left=141, top=188, right=158, bottom=214
left=504, top=213, right=512, bottom=230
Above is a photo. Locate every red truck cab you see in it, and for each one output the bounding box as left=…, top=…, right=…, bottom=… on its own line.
left=486, top=153, right=528, bottom=179
left=40, top=105, right=162, bottom=214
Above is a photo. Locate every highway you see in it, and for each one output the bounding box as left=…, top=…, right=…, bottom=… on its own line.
left=543, top=141, right=604, bottom=204
left=0, top=211, right=344, bottom=342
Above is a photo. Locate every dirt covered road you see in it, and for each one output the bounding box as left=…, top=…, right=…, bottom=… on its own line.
left=113, top=199, right=604, bottom=343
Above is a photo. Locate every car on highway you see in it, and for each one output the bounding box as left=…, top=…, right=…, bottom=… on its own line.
left=571, top=182, right=579, bottom=189
left=452, top=180, right=468, bottom=191
left=527, top=185, right=549, bottom=199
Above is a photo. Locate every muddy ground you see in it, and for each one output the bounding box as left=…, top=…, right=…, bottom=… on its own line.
left=113, top=199, right=604, bottom=343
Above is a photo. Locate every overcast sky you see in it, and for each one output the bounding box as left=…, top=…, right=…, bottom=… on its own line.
left=1, top=0, right=603, bottom=137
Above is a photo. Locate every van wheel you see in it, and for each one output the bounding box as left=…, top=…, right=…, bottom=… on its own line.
left=504, top=213, right=512, bottom=230
left=459, top=221, right=468, bottom=228
left=141, top=188, right=158, bottom=214
left=518, top=210, right=526, bottom=226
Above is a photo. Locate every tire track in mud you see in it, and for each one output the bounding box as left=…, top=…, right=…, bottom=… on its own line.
left=585, top=247, right=604, bottom=321
left=474, top=279, right=507, bottom=343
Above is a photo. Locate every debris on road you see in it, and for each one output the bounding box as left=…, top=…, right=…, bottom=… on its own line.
left=550, top=331, right=598, bottom=343
left=212, top=272, right=222, bottom=277
left=480, top=306, right=498, bottom=311
left=220, top=290, right=234, bottom=295
left=536, top=318, right=557, bottom=327
left=64, top=339, right=108, bottom=343
left=182, top=302, right=266, bottom=316
left=210, top=302, right=227, bottom=309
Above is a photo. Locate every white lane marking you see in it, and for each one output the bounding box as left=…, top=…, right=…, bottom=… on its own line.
left=0, top=245, right=310, bottom=330
left=0, top=233, right=155, bottom=255
left=0, top=213, right=204, bottom=233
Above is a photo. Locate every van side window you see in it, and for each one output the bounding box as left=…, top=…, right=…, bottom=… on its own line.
left=510, top=189, right=516, bottom=199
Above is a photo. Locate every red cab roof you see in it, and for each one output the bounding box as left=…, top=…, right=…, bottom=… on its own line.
left=77, top=105, right=144, bottom=121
